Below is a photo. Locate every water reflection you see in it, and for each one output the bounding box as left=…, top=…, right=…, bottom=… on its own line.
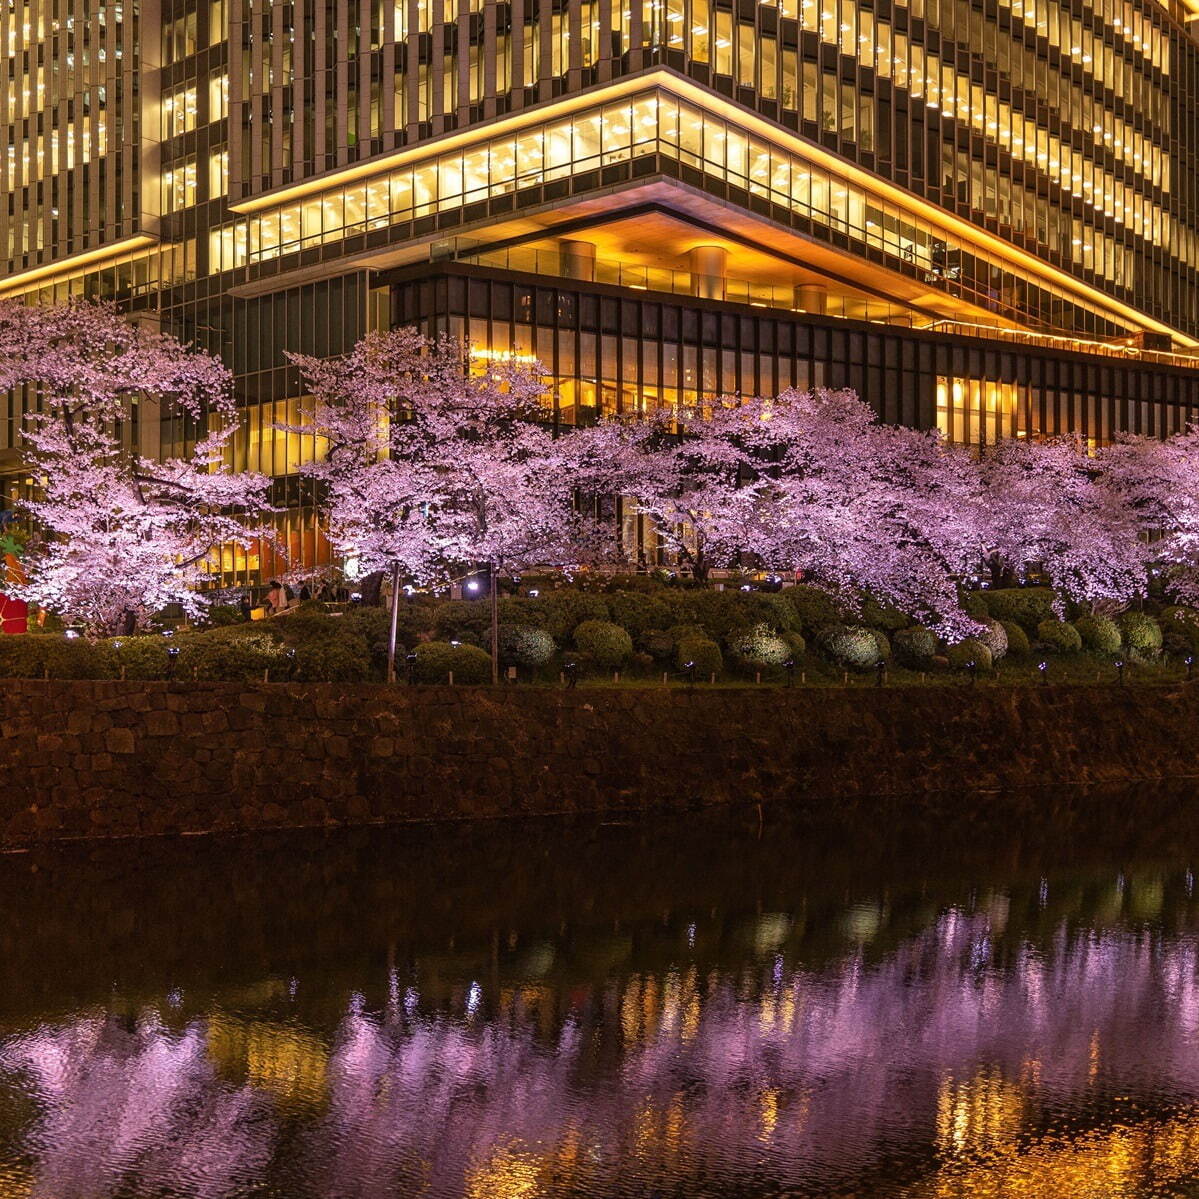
left=1, top=807, right=1199, bottom=1197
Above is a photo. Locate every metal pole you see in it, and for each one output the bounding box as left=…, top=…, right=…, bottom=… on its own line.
left=386, top=560, right=402, bottom=683
left=490, top=561, right=500, bottom=686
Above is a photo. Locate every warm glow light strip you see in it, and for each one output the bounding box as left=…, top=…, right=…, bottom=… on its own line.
left=230, top=68, right=1194, bottom=349
left=0, top=234, right=159, bottom=297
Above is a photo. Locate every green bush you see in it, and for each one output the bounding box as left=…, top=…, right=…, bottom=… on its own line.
left=674, top=635, right=723, bottom=678
left=946, top=638, right=993, bottom=671
left=412, top=641, right=492, bottom=684
left=0, top=635, right=112, bottom=679
left=960, top=590, right=990, bottom=622
left=892, top=625, right=938, bottom=667
left=782, top=631, right=807, bottom=660
left=1000, top=621, right=1031, bottom=655
left=726, top=623, right=790, bottom=668
left=977, top=619, right=1009, bottom=663
left=1036, top=619, right=1084, bottom=654
left=860, top=598, right=909, bottom=632
left=604, top=591, right=674, bottom=638
left=782, top=586, right=844, bottom=634
left=985, top=588, right=1058, bottom=632
left=111, top=636, right=171, bottom=680
left=573, top=619, right=633, bottom=668
left=343, top=602, right=434, bottom=652
left=539, top=591, right=610, bottom=641
left=290, top=639, right=370, bottom=682
left=175, top=630, right=288, bottom=682
left=499, top=623, right=556, bottom=667
left=815, top=625, right=883, bottom=671
left=1118, top=611, right=1163, bottom=657
left=1160, top=607, right=1199, bottom=657
left=868, top=628, right=892, bottom=661
left=204, top=604, right=244, bottom=627
left=638, top=628, right=676, bottom=662
left=432, top=600, right=491, bottom=641
left=1074, top=613, right=1122, bottom=655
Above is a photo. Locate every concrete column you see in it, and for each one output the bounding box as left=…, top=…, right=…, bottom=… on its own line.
left=688, top=245, right=727, bottom=300
left=559, top=239, right=597, bottom=281
left=795, top=283, right=828, bottom=314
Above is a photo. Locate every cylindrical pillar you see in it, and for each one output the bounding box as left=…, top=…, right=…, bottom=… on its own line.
left=795, top=283, right=828, bottom=314
left=688, top=245, right=727, bottom=300
left=560, top=239, right=597, bottom=281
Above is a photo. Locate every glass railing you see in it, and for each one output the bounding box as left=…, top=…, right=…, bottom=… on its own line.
left=458, top=242, right=1199, bottom=371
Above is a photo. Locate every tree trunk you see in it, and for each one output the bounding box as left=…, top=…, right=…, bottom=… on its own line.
left=490, top=560, right=500, bottom=686
left=386, top=561, right=402, bottom=684
left=359, top=569, right=385, bottom=606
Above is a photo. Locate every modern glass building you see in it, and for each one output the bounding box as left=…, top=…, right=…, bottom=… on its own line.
left=3, top=0, right=1199, bottom=579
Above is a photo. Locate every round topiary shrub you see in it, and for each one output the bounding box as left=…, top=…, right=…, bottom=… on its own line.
left=1074, top=613, right=1122, bottom=655
left=539, top=590, right=611, bottom=641
left=892, top=625, right=938, bottom=668
left=573, top=619, right=633, bottom=668
left=946, top=638, right=993, bottom=671
left=815, top=625, right=883, bottom=671
left=1036, top=619, right=1083, bottom=654
left=984, top=587, right=1057, bottom=632
left=976, top=619, right=1009, bottom=663
left=674, top=635, right=722, bottom=678
left=499, top=623, right=556, bottom=667
left=869, top=629, right=892, bottom=661
left=1000, top=621, right=1031, bottom=655
left=1118, top=611, right=1163, bottom=657
left=726, top=623, right=790, bottom=668
left=412, top=640, right=492, bottom=684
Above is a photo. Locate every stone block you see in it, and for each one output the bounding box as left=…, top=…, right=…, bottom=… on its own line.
left=105, top=728, right=136, bottom=755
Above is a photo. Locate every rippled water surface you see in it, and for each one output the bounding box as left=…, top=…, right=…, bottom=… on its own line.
left=5, top=799, right=1199, bottom=1197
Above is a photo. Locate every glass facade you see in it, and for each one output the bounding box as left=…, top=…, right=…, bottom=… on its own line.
left=2, top=0, right=1199, bottom=583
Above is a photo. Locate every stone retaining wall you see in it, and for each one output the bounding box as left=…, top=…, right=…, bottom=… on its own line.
left=0, top=680, right=1194, bottom=844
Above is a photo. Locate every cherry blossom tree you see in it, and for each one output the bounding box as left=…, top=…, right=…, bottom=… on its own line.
left=0, top=300, right=272, bottom=636
left=575, top=388, right=982, bottom=638
left=977, top=435, right=1149, bottom=613
left=290, top=329, right=607, bottom=682
left=1100, top=428, right=1199, bottom=605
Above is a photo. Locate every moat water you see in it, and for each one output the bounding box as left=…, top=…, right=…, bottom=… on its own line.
left=3, top=798, right=1199, bottom=1197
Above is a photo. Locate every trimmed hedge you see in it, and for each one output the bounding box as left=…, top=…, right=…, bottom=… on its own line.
left=573, top=620, right=633, bottom=668
left=1000, top=621, right=1031, bottom=655
left=816, top=625, right=883, bottom=671
left=726, top=623, right=791, bottom=669
left=1036, top=619, right=1083, bottom=654
left=892, top=625, right=938, bottom=667
left=985, top=588, right=1058, bottom=632
left=175, top=630, right=289, bottom=682
left=0, top=635, right=113, bottom=680
left=783, top=586, right=845, bottom=634
left=674, top=635, right=723, bottom=678
left=1118, top=611, right=1163, bottom=657
left=110, top=636, right=172, bottom=680
left=539, top=591, right=611, bottom=640
left=1159, top=607, right=1199, bottom=656
left=976, top=619, right=1009, bottom=663
left=498, top=624, right=556, bottom=668
left=1074, top=614, right=1122, bottom=655
left=412, top=641, right=492, bottom=684
left=946, top=638, right=993, bottom=671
